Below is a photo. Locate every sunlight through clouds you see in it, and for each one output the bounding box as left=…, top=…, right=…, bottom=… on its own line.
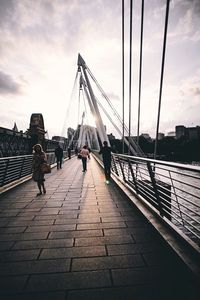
left=0, top=0, right=199, bottom=138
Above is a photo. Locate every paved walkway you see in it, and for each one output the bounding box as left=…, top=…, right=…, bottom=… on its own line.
left=0, top=156, right=199, bottom=300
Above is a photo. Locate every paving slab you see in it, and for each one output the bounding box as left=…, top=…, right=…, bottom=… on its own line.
left=0, top=155, right=199, bottom=299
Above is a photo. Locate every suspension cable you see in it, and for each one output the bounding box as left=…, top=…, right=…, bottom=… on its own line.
left=128, top=0, right=133, bottom=154
left=122, top=0, right=125, bottom=153
left=96, top=96, right=138, bottom=155
left=85, top=60, right=144, bottom=155
left=61, top=69, right=79, bottom=137
left=137, top=0, right=144, bottom=145
left=78, top=86, right=81, bottom=128
left=82, top=88, right=90, bottom=125
left=86, top=64, right=129, bottom=134
left=154, top=0, right=170, bottom=159
left=86, top=66, right=122, bottom=125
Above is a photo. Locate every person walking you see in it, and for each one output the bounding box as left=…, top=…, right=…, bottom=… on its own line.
left=55, top=144, right=63, bottom=169
left=99, top=141, right=112, bottom=183
left=32, top=144, right=47, bottom=196
left=67, top=147, right=71, bottom=159
left=80, top=145, right=90, bottom=172
left=75, top=146, right=78, bottom=156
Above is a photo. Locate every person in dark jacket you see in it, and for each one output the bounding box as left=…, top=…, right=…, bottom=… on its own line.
left=55, top=144, right=63, bottom=169
left=68, top=147, right=71, bottom=159
left=32, top=144, right=47, bottom=196
left=99, top=141, right=112, bottom=183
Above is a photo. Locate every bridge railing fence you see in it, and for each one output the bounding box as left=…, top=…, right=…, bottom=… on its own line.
left=93, top=151, right=200, bottom=249
left=0, top=150, right=72, bottom=189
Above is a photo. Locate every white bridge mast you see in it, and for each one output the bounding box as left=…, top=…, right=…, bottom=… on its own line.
left=78, top=54, right=110, bottom=147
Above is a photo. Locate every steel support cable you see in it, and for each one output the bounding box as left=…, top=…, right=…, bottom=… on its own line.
left=86, top=70, right=144, bottom=155
left=86, top=45, right=142, bottom=150
left=154, top=0, right=170, bottom=159
left=86, top=64, right=132, bottom=137
left=96, top=97, right=138, bottom=155
left=78, top=86, right=81, bottom=128
left=82, top=58, right=144, bottom=155
left=128, top=0, right=133, bottom=154
left=122, top=0, right=125, bottom=153
left=82, top=88, right=90, bottom=126
left=86, top=66, right=122, bottom=124
left=61, top=69, right=79, bottom=137
left=69, top=72, right=85, bottom=148
left=137, top=0, right=144, bottom=145
left=95, top=94, right=144, bottom=156
left=80, top=65, right=108, bottom=144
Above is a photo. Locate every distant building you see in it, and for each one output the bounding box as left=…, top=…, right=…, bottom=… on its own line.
left=175, top=125, right=186, bottom=139
left=141, top=133, right=152, bottom=141
left=187, top=126, right=200, bottom=140
left=158, top=133, right=165, bottom=140
left=26, top=113, right=46, bottom=148
left=175, top=125, right=200, bottom=141
left=52, top=136, right=66, bottom=142
left=51, top=135, right=67, bottom=150
left=0, top=126, right=31, bottom=157
left=167, top=131, right=176, bottom=138
left=67, top=127, right=75, bottom=140
left=107, top=133, right=115, bottom=140
left=12, top=122, right=18, bottom=132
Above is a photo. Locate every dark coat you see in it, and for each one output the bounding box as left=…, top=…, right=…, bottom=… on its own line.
left=55, top=147, right=63, bottom=158
left=99, top=146, right=112, bottom=166
left=32, top=152, right=46, bottom=182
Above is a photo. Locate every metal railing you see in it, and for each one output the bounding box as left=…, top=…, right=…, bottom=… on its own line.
left=94, top=151, right=200, bottom=249
left=0, top=151, right=73, bottom=189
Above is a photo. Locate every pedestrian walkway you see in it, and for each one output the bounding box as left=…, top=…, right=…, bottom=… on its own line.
left=0, top=156, right=199, bottom=300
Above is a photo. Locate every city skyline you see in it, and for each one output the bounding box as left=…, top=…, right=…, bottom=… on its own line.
left=1, top=118, right=199, bottom=142
left=0, top=0, right=200, bottom=139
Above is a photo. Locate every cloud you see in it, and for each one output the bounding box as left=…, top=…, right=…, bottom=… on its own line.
left=0, top=0, right=16, bottom=29
left=192, top=87, right=200, bottom=95
left=168, top=0, right=200, bottom=42
left=0, top=0, right=199, bottom=139
left=106, top=92, right=120, bottom=102
left=0, top=71, right=22, bottom=95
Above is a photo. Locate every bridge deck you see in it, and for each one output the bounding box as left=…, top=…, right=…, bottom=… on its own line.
left=0, top=156, right=199, bottom=300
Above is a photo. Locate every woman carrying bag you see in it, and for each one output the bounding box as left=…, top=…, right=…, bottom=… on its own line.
left=80, top=145, right=90, bottom=172
left=32, top=144, right=47, bottom=196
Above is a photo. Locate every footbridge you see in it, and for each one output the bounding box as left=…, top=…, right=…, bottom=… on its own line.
left=0, top=1, right=200, bottom=298
left=0, top=155, right=199, bottom=299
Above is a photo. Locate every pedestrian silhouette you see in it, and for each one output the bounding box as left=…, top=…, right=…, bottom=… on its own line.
left=99, top=141, right=112, bottom=183
left=68, top=147, right=71, bottom=159
left=75, top=146, right=78, bottom=156
left=32, top=144, right=47, bottom=196
left=80, top=145, right=90, bottom=172
left=55, top=144, right=63, bottom=169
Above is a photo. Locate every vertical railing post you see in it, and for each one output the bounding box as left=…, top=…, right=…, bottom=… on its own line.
left=169, top=171, right=184, bottom=226
left=147, top=162, right=163, bottom=217
left=118, top=157, right=126, bottom=182
left=1, top=159, right=9, bottom=187
left=111, top=155, right=119, bottom=176
left=127, top=159, right=139, bottom=194
left=19, top=157, right=25, bottom=179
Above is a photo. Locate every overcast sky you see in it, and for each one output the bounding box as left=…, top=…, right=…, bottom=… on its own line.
left=0, top=0, right=199, bottom=139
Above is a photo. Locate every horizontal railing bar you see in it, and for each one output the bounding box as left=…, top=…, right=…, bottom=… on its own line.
left=110, top=153, right=200, bottom=247
left=155, top=165, right=200, bottom=181
left=169, top=177, right=200, bottom=193
left=113, top=154, right=200, bottom=173
left=172, top=188, right=200, bottom=206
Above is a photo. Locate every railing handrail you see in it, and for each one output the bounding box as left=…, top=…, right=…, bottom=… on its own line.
left=94, top=150, right=200, bottom=250
left=0, top=154, right=33, bottom=160
left=112, top=153, right=200, bottom=173
left=0, top=151, right=73, bottom=191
